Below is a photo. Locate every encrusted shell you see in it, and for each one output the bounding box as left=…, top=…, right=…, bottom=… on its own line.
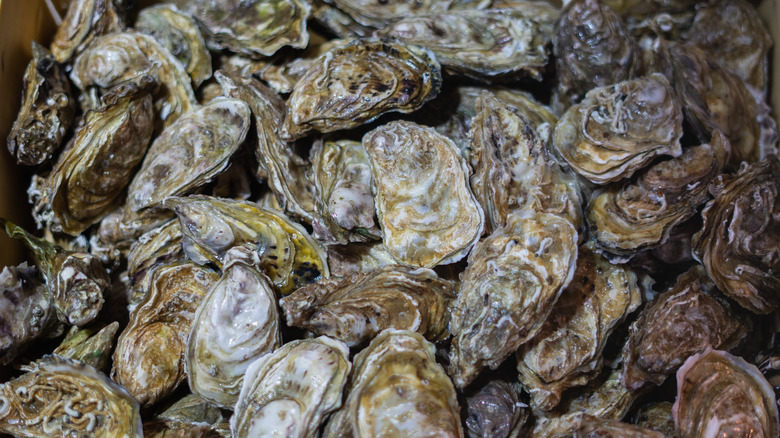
left=50, top=0, right=128, bottom=62
left=464, top=381, right=528, bottom=438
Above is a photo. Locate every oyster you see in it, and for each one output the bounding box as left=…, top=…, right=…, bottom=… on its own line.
left=322, top=330, right=462, bottom=438
left=260, top=38, right=352, bottom=94
left=127, top=97, right=250, bottom=212
left=464, top=381, right=528, bottom=438
left=573, top=416, right=665, bottom=437
left=673, top=348, right=779, bottom=437
left=601, top=0, right=701, bottom=17
left=165, top=196, right=328, bottom=295
left=127, top=219, right=183, bottom=291
left=284, top=40, right=442, bottom=139
left=280, top=265, right=454, bottom=346
left=135, top=4, right=213, bottom=87
left=0, top=356, right=142, bottom=437
left=187, top=246, right=282, bottom=408
left=8, top=42, right=75, bottom=166
left=158, top=394, right=224, bottom=425
left=634, top=401, right=676, bottom=437
left=375, top=8, right=551, bottom=80
left=449, top=211, right=578, bottom=388
left=691, top=156, right=780, bottom=314
left=52, top=322, right=119, bottom=372
left=327, top=0, right=489, bottom=28
left=50, top=0, right=128, bottom=62
left=112, top=262, right=218, bottom=406
left=363, top=121, right=483, bottom=267
left=231, top=337, right=350, bottom=438
left=621, top=266, right=751, bottom=390
left=516, top=243, right=641, bottom=411
left=326, top=242, right=397, bottom=277
left=143, top=419, right=222, bottom=437
left=310, top=0, right=374, bottom=38
left=553, top=74, right=683, bottom=184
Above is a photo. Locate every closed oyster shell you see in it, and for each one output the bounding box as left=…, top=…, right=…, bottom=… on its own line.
left=127, top=219, right=184, bottom=292
left=0, top=356, right=142, bottom=437
left=491, top=0, right=560, bottom=34
left=691, top=155, right=780, bottom=314
left=364, top=120, right=484, bottom=267
left=322, top=329, right=462, bottom=438
left=53, top=322, right=119, bottom=372
left=326, top=242, right=397, bottom=277
left=143, top=419, right=222, bottom=438
left=327, top=0, right=490, bottom=28
left=127, top=97, right=251, bottom=212
left=112, top=262, right=218, bottom=406
left=464, top=381, right=528, bottom=438
left=634, top=401, right=676, bottom=437
left=449, top=211, right=578, bottom=388
left=231, top=336, right=350, bottom=438
left=553, top=74, right=683, bottom=184
left=280, top=265, right=454, bottom=346
left=284, top=40, right=442, bottom=139
left=260, top=38, right=352, bottom=94
left=8, top=42, right=75, bottom=166
left=50, top=0, right=128, bottom=62
left=187, top=246, right=282, bottom=408
left=621, top=266, right=751, bottom=390
left=673, top=348, right=779, bottom=438
left=573, top=416, right=665, bottom=437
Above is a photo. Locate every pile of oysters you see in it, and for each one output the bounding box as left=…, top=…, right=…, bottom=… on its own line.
left=2, top=0, right=779, bottom=436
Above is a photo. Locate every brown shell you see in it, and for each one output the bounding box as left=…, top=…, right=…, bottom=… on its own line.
left=50, top=0, right=128, bottom=62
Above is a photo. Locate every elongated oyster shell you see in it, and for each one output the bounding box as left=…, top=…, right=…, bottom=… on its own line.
left=375, top=9, right=550, bottom=80
left=112, top=262, right=218, bottom=406
left=8, top=42, right=75, bottom=166
left=158, top=394, right=224, bottom=426
left=673, top=348, right=779, bottom=438
left=691, top=155, right=780, bottom=314
left=364, top=120, right=483, bottom=267
left=284, top=40, right=442, bottom=139
left=517, top=243, right=641, bottom=411
left=127, top=97, right=250, bottom=212
left=53, top=322, right=119, bottom=372
left=280, top=265, right=454, bottom=346
left=187, top=246, right=281, bottom=408
left=449, top=211, right=578, bottom=388
left=50, top=0, right=128, bottom=62
left=0, top=356, right=142, bottom=437
left=553, top=74, right=683, bottom=184
left=165, top=196, right=328, bottom=295
left=323, top=329, right=462, bottom=438
left=127, top=219, right=183, bottom=291
left=328, top=0, right=489, bottom=28
left=621, top=266, right=750, bottom=390
left=231, top=336, right=350, bottom=438
left=465, top=381, right=528, bottom=438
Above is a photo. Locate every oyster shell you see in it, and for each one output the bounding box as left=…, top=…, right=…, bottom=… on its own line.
left=491, top=0, right=560, bottom=34
left=363, top=120, right=484, bottom=267
left=127, top=219, right=184, bottom=292
left=112, top=262, right=218, bottom=406
left=553, top=74, right=683, bottom=184
left=143, top=419, right=222, bottom=437
left=634, top=401, right=676, bottom=437
left=573, top=416, right=665, bottom=437
left=0, top=356, right=142, bottom=437
left=449, top=211, right=578, bottom=388
left=327, top=0, right=489, bottom=28
left=621, top=266, right=751, bottom=390
left=280, top=265, right=454, bottom=346
left=284, top=40, right=442, bottom=139
left=601, top=0, right=701, bottom=17
left=322, top=329, right=462, bottom=438
left=673, top=348, right=779, bottom=438
left=187, top=246, right=282, bottom=408
left=158, top=394, right=224, bottom=426
left=231, top=336, right=350, bottom=438
left=310, top=0, right=374, bottom=38
left=50, top=0, right=128, bottom=62
left=7, top=42, right=75, bottom=166
left=260, top=38, right=352, bottom=94
left=691, top=155, right=780, bottom=314
left=326, top=242, right=397, bottom=277
left=52, top=322, right=119, bottom=372
left=464, top=381, right=528, bottom=438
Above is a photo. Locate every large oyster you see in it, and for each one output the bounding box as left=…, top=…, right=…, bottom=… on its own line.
left=50, top=0, right=128, bottom=62
left=449, top=211, right=578, bottom=388
left=464, top=381, right=528, bottom=438
left=323, top=330, right=462, bottom=437
left=673, top=348, right=779, bottom=437
left=231, top=336, right=350, bottom=438
left=691, top=156, right=780, bottom=314
left=284, top=40, right=442, bottom=139
left=112, top=262, right=218, bottom=406
left=187, top=246, right=281, bottom=408
left=280, top=265, right=454, bottom=346
left=165, top=196, right=328, bottom=295
left=553, top=74, right=683, bottom=184
left=8, top=42, right=75, bottom=166
left=621, top=266, right=750, bottom=390
left=363, top=121, right=483, bottom=267
left=0, top=356, right=142, bottom=437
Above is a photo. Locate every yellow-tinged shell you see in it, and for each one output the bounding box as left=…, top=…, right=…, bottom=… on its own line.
left=50, top=0, right=127, bottom=62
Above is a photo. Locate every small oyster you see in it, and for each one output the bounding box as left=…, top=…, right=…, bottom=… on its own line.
left=53, top=322, right=119, bottom=372
left=260, top=38, right=352, bottom=94
left=553, top=74, right=683, bottom=184
left=127, top=219, right=183, bottom=291
left=158, top=393, right=224, bottom=425
left=327, top=0, right=489, bottom=28
left=449, top=211, right=577, bottom=388
left=50, top=0, right=128, bottom=62
left=0, top=356, right=142, bottom=437
left=165, top=196, right=328, bottom=295
left=135, top=4, right=212, bottom=87
left=375, top=9, right=551, bottom=80
left=464, top=381, right=528, bottom=438
left=143, top=419, right=222, bottom=437
left=284, top=40, right=442, bottom=139
left=621, top=266, right=751, bottom=390
left=673, top=348, right=779, bottom=437
left=127, top=97, right=251, bottom=212
left=364, top=120, right=484, bottom=267
left=691, top=156, right=780, bottom=314
left=112, top=262, right=218, bottom=406
left=322, top=330, right=462, bottom=438
left=280, top=265, right=454, bottom=346
left=8, top=42, right=75, bottom=166
left=573, top=416, right=665, bottom=437
left=231, top=336, right=350, bottom=438
left=326, top=242, right=397, bottom=277
left=634, top=401, right=676, bottom=437
left=187, top=246, right=282, bottom=408
left=310, top=0, right=374, bottom=38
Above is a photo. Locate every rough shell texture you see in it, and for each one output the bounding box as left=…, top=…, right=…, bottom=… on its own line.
left=50, top=0, right=128, bottom=62
left=464, top=381, right=528, bottom=438
left=260, top=38, right=352, bottom=94
left=634, top=401, right=676, bottom=437
left=327, top=0, right=489, bottom=28
left=573, top=416, right=665, bottom=437
left=52, top=322, right=119, bottom=372
left=326, top=242, right=397, bottom=277
left=127, top=219, right=183, bottom=292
